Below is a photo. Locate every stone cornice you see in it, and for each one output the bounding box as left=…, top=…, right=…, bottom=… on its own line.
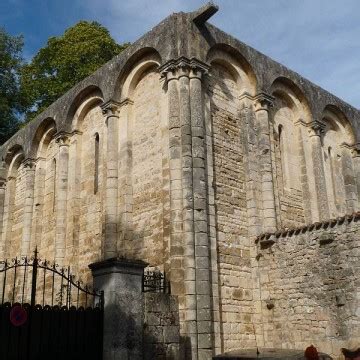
left=255, top=212, right=360, bottom=248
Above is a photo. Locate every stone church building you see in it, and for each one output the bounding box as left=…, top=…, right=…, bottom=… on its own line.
left=1, top=3, right=360, bottom=359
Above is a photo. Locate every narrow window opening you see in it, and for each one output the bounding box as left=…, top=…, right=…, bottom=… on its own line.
left=52, top=158, right=56, bottom=212
left=278, top=125, right=287, bottom=188
left=328, top=147, right=337, bottom=207
left=94, top=133, right=99, bottom=194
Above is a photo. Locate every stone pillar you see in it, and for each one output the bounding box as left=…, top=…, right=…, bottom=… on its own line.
left=2, top=175, right=15, bottom=258
left=255, top=93, right=277, bottom=232
left=55, top=132, right=70, bottom=262
left=65, top=131, right=82, bottom=262
left=308, top=121, right=330, bottom=220
left=241, top=94, right=262, bottom=237
left=101, top=100, right=120, bottom=259
left=89, top=258, right=147, bottom=360
left=294, top=120, right=314, bottom=224
left=340, top=143, right=358, bottom=213
left=0, top=167, right=7, bottom=259
left=21, top=159, right=35, bottom=256
left=117, top=99, right=134, bottom=257
left=351, top=144, right=360, bottom=211
left=189, top=63, right=213, bottom=360
left=31, top=157, right=46, bottom=251
left=160, top=57, right=213, bottom=360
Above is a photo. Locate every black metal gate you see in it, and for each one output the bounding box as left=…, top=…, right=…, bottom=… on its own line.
left=0, top=249, right=104, bottom=360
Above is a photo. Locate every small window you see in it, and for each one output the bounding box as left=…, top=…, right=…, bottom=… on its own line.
left=94, top=133, right=99, bottom=194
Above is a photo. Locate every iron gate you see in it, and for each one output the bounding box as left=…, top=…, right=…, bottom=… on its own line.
left=0, top=249, right=104, bottom=360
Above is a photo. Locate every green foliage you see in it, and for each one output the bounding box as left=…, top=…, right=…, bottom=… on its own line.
left=21, top=21, right=128, bottom=122
left=0, top=28, right=24, bottom=144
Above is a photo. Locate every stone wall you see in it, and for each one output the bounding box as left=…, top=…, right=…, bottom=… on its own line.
left=208, top=63, right=255, bottom=350
left=131, top=68, right=166, bottom=267
left=256, top=213, right=360, bottom=359
left=144, top=293, right=181, bottom=360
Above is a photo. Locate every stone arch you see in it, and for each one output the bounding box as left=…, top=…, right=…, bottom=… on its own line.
left=113, top=47, right=162, bottom=102
left=321, top=105, right=357, bottom=215
left=322, top=105, right=355, bottom=145
left=1, top=145, right=25, bottom=258
left=30, top=118, right=57, bottom=159
left=66, top=86, right=104, bottom=131
left=5, top=145, right=25, bottom=178
left=270, top=77, right=313, bottom=226
left=206, top=43, right=257, bottom=96
left=271, top=77, right=312, bottom=123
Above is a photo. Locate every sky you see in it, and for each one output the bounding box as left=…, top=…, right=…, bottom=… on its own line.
left=1, top=0, right=359, bottom=109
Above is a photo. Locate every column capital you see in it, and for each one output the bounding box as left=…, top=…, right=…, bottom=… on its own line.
left=308, top=120, right=326, bottom=137
left=22, top=158, right=36, bottom=170
left=101, top=100, right=121, bottom=117
left=159, top=57, right=210, bottom=82
left=350, top=143, right=360, bottom=157
left=54, top=131, right=71, bottom=146
left=254, top=92, right=275, bottom=112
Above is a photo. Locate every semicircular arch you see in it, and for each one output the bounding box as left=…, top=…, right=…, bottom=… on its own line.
left=206, top=44, right=257, bottom=96
left=270, top=77, right=312, bottom=123
left=113, top=47, right=162, bottom=102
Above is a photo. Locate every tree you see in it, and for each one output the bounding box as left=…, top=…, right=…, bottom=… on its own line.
left=0, top=28, right=24, bottom=144
left=21, top=21, right=128, bottom=121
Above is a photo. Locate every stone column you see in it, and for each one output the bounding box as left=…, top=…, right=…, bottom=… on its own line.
left=0, top=167, right=7, bottom=259
left=161, top=64, right=187, bottom=342
left=65, top=131, right=82, bottom=263
left=295, top=119, right=314, bottom=224
left=351, top=144, right=360, bottom=211
left=255, top=93, right=277, bottom=232
left=2, top=175, right=15, bottom=258
left=101, top=100, right=120, bottom=259
left=21, top=159, right=36, bottom=256
left=160, top=57, right=213, bottom=360
left=340, top=143, right=358, bottom=213
left=89, top=258, right=147, bottom=360
left=117, top=99, right=134, bottom=257
left=55, top=132, right=70, bottom=262
left=308, top=121, right=330, bottom=220
left=189, top=62, right=213, bottom=360
left=241, top=93, right=262, bottom=237
left=31, top=157, right=46, bottom=251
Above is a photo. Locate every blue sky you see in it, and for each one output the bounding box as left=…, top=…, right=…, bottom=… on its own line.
left=1, top=0, right=359, bottom=108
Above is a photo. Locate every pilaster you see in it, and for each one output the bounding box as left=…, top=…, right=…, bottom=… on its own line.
left=117, top=98, right=134, bottom=258
left=161, top=57, right=213, bottom=360
left=101, top=100, right=121, bottom=259
left=351, top=144, right=360, bottom=210
left=55, top=132, right=71, bottom=261
left=308, top=120, right=330, bottom=220
left=254, top=92, right=277, bottom=232
left=21, top=158, right=36, bottom=256
left=0, top=167, right=7, bottom=259
left=340, top=142, right=358, bottom=212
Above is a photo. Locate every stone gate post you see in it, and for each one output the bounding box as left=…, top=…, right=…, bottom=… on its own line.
left=89, top=258, right=147, bottom=360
